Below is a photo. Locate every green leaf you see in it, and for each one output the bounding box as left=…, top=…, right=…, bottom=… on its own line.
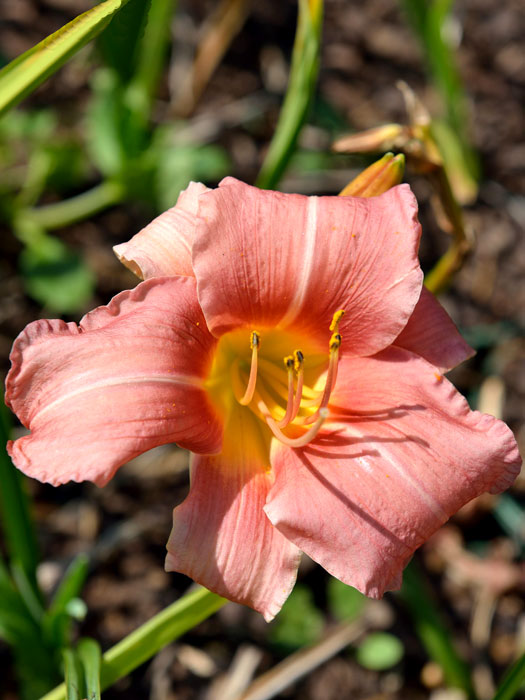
left=97, top=0, right=152, bottom=83
left=86, top=69, right=129, bottom=176
left=268, top=584, right=324, bottom=653
left=0, top=0, right=132, bottom=117
left=0, top=555, right=61, bottom=698
left=256, top=0, right=323, bottom=189
left=0, top=403, right=40, bottom=596
left=41, top=587, right=226, bottom=700
left=45, top=554, right=90, bottom=648
left=356, top=632, right=404, bottom=670
left=63, top=648, right=84, bottom=700
left=0, top=108, right=56, bottom=143
left=16, top=222, right=95, bottom=312
left=128, top=0, right=177, bottom=120
left=399, top=0, right=479, bottom=194
left=0, top=110, right=87, bottom=199
left=11, top=562, right=45, bottom=625
left=399, top=561, right=476, bottom=698
left=492, top=494, right=525, bottom=554
left=155, top=142, right=230, bottom=211
left=492, top=653, right=525, bottom=700
left=326, top=577, right=366, bottom=622
left=100, top=587, right=225, bottom=689
left=93, top=0, right=177, bottom=160
left=86, top=67, right=152, bottom=178
left=77, top=638, right=102, bottom=700
left=0, top=563, right=41, bottom=645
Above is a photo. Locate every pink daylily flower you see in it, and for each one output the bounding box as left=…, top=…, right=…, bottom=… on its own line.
left=5, top=178, right=522, bottom=621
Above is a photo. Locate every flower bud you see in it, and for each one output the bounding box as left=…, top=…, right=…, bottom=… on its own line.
left=332, top=124, right=406, bottom=154
left=339, top=153, right=405, bottom=197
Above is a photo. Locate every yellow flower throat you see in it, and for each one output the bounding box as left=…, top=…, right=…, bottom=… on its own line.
left=206, top=311, right=345, bottom=448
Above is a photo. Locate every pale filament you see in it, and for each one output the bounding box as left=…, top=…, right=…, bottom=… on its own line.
left=257, top=357, right=317, bottom=400
left=277, top=357, right=295, bottom=428
left=234, top=311, right=343, bottom=446
left=238, top=331, right=260, bottom=406
left=258, top=396, right=328, bottom=447
left=301, top=333, right=340, bottom=425
left=278, top=350, right=305, bottom=428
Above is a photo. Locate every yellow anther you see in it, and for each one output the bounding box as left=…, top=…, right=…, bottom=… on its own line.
left=329, top=309, right=345, bottom=332
left=284, top=355, right=295, bottom=369
left=293, top=349, right=304, bottom=373
left=250, top=331, right=260, bottom=349
left=330, top=332, right=342, bottom=350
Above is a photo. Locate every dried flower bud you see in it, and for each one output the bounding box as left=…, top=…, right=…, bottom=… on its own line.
left=332, top=124, right=406, bottom=154
left=339, top=153, right=405, bottom=197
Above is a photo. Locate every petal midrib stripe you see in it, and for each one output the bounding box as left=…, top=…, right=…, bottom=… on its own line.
left=278, top=196, right=319, bottom=328
left=32, top=374, right=204, bottom=421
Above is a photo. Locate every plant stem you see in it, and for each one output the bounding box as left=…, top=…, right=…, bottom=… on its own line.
left=25, top=180, right=124, bottom=231
left=0, top=404, right=40, bottom=599
left=40, top=587, right=226, bottom=700
left=424, top=166, right=471, bottom=294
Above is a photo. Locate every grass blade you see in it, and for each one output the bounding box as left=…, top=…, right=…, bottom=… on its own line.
left=255, top=0, right=323, bottom=190
left=0, top=0, right=132, bottom=116
left=63, top=648, right=84, bottom=700
left=77, top=638, right=102, bottom=700
left=492, top=653, right=525, bottom=700
left=399, top=561, right=476, bottom=699
left=41, top=586, right=226, bottom=700
left=48, top=555, right=89, bottom=615
left=0, top=403, right=40, bottom=597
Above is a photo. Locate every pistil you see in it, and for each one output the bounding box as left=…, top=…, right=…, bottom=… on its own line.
left=238, top=331, right=260, bottom=406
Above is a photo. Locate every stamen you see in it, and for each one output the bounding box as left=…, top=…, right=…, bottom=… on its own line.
left=266, top=407, right=328, bottom=448
left=277, top=356, right=295, bottom=428
left=290, top=350, right=305, bottom=422
left=302, top=332, right=341, bottom=425
left=258, top=357, right=317, bottom=400
left=293, top=349, right=304, bottom=373
left=329, top=309, right=345, bottom=332
left=238, top=331, right=260, bottom=406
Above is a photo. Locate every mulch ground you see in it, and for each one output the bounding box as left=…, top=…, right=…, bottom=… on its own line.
left=0, top=0, right=524, bottom=698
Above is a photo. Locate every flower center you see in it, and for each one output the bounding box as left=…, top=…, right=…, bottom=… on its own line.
left=206, top=311, right=344, bottom=449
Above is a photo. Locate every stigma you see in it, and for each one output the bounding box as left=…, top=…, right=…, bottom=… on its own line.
left=234, top=311, right=344, bottom=448
left=238, top=331, right=260, bottom=405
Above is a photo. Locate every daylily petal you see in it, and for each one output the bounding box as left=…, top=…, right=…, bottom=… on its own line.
left=264, top=348, right=521, bottom=598
left=394, top=286, right=475, bottom=372
left=113, top=182, right=209, bottom=279
left=193, top=178, right=423, bottom=355
left=6, top=277, right=222, bottom=487
left=166, top=405, right=301, bottom=621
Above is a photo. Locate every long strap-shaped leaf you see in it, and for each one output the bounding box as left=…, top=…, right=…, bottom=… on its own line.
left=255, top=0, right=323, bottom=190
left=0, top=0, right=131, bottom=117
